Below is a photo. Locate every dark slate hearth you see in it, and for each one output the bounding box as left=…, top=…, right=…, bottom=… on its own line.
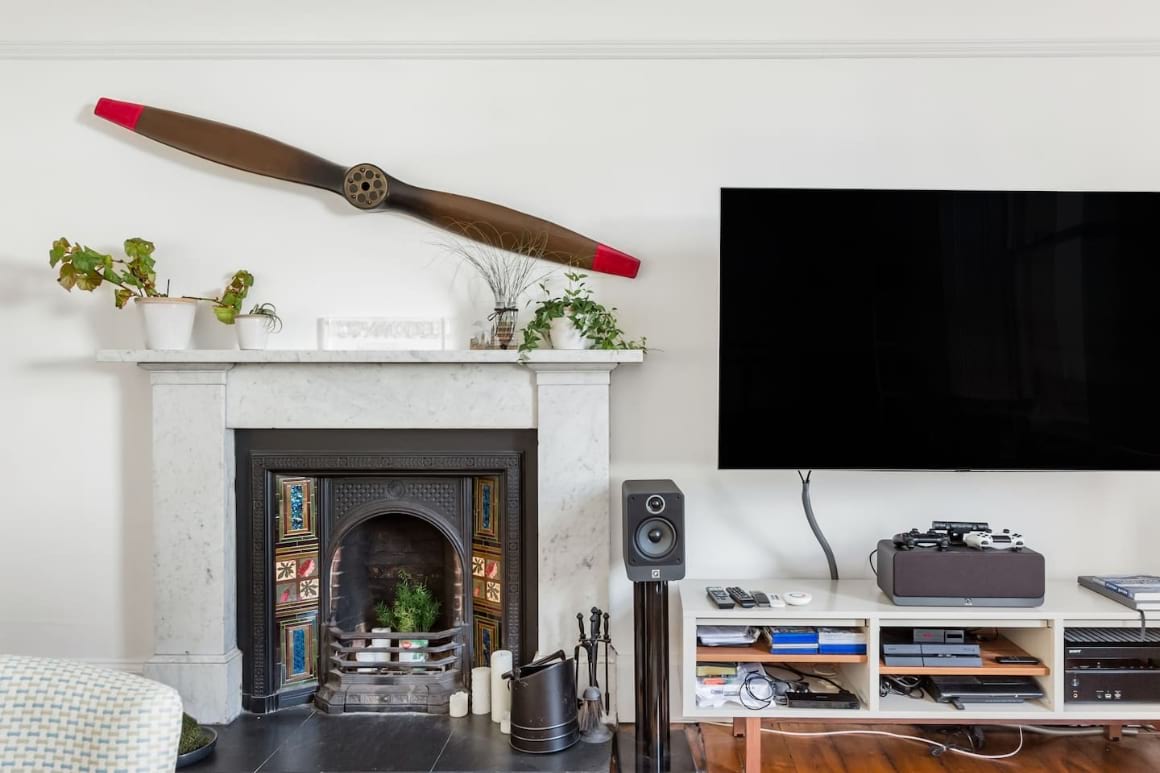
left=184, top=709, right=626, bottom=773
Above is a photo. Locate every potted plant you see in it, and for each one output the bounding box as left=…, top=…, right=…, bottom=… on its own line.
left=233, top=302, right=283, bottom=350
left=175, top=712, right=217, bottom=768
left=355, top=600, right=394, bottom=669
left=49, top=237, right=255, bottom=350
left=378, top=570, right=441, bottom=663
left=443, top=226, right=552, bottom=349
left=519, top=272, right=647, bottom=354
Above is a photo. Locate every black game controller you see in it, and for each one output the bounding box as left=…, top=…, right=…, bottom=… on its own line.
left=892, top=528, right=950, bottom=551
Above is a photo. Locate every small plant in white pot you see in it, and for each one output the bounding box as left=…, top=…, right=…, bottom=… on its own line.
left=355, top=600, right=394, bottom=669
left=519, top=272, right=646, bottom=356
left=233, top=302, right=282, bottom=350
left=49, top=236, right=256, bottom=350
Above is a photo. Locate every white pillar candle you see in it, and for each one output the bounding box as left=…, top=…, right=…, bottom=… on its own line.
left=471, top=666, right=491, bottom=715
left=500, top=710, right=511, bottom=735
left=449, top=691, right=469, bottom=718
left=490, top=650, right=513, bottom=722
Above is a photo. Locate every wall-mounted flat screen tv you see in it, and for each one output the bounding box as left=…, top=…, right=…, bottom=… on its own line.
left=719, top=188, right=1160, bottom=470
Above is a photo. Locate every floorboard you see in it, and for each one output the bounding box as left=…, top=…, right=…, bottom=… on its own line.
left=689, top=721, right=1160, bottom=773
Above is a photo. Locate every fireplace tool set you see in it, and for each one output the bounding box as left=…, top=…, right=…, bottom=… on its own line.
left=575, top=607, right=616, bottom=743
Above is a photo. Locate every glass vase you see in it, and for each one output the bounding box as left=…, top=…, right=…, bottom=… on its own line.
left=491, top=299, right=519, bottom=350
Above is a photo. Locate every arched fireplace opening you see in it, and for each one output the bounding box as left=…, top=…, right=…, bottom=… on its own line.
left=316, top=507, right=469, bottom=714
left=328, top=511, right=465, bottom=635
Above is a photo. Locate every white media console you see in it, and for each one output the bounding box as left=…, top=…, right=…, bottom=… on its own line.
left=679, top=579, right=1159, bottom=771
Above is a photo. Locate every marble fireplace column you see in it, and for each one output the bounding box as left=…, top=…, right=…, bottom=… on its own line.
left=528, top=363, right=616, bottom=657
left=141, top=365, right=242, bottom=723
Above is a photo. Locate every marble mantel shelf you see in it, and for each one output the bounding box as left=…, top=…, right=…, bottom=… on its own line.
left=97, top=349, right=645, bottom=365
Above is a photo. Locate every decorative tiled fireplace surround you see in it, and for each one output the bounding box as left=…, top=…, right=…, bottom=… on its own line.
left=99, top=349, right=641, bottom=723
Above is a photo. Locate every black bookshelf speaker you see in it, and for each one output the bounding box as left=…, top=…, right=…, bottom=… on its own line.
left=623, top=479, right=685, bottom=582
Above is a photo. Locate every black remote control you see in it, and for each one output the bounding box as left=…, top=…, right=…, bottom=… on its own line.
left=726, top=586, right=756, bottom=608
left=706, top=586, right=735, bottom=609
left=751, top=591, right=771, bottom=608
left=995, top=656, right=1040, bottom=665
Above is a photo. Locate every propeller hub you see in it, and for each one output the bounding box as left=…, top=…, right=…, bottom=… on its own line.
left=343, top=163, right=388, bottom=209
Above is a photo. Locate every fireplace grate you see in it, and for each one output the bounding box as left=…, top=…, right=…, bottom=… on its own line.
left=315, top=626, right=466, bottom=713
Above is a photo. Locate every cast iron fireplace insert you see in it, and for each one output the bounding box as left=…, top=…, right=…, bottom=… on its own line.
left=235, top=429, right=538, bottom=714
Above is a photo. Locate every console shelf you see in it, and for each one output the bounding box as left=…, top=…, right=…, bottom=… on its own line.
left=697, top=643, right=867, bottom=664
left=878, top=636, right=1050, bottom=676
left=680, top=579, right=1160, bottom=773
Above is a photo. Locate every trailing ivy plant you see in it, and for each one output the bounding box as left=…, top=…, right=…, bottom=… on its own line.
left=48, top=236, right=254, bottom=323
left=518, top=272, right=646, bottom=354
left=50, top=237, right=162, bottom=308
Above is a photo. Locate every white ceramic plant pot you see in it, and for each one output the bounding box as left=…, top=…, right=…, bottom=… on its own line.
left=548, top=316, right=592, bottom=350
left=355, top=627, right=392, bottom=669
left=136, top=297, right=197, bottom=350
left=235, top=314, right=271, bottom=350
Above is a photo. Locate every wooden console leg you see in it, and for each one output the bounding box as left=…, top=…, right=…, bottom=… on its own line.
left=732, top=717, right=745, bottom=737
left=744, top=717, right=762, bottom=773
left=1105, top=723, right=1123, bottom=742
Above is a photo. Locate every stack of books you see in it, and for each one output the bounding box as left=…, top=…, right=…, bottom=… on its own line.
left=1078, top=575, right=1160, bottom=611
left=817, top=627, right=867, bottom=655
left=765, top=627, right=819, bottom=655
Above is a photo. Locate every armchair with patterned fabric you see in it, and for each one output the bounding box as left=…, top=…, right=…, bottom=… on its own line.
left=0, top=655, right=183, bottom=772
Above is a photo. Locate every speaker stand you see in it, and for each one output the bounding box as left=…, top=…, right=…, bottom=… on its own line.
left=632, top=580, right=671, bottom=772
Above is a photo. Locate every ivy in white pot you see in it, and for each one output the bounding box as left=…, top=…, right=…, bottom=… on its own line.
left=49, top=236, right=254, bottom=350
left=519, top=272, right=646, bottom=355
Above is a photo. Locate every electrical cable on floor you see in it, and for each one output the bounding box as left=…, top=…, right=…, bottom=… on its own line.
left=707, top=722, right=1024, bottom=761
left=798, top=470, right=839, bottom=580
left=992, top=724, right=1149, bottom=737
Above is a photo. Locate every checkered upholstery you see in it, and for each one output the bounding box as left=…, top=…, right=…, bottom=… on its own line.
left=0, top=656, right=182, bottom=772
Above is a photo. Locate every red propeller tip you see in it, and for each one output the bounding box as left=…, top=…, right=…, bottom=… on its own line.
left=593, top=244, right=640, bottom=278
left=94, top=97, right=144, bottom=130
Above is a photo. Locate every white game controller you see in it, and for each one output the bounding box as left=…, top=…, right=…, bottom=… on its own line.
left=783, top=591, right=813, bottom=606
left=963, top=529, right=1025, bottom=551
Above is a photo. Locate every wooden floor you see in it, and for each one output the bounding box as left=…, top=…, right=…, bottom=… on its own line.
left=685, top=721, right=1160, bottom=772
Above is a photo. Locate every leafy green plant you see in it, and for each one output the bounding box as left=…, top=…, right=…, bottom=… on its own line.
left=375, top=570, right=441, bottom=633
left=178, top=713, right=211, bottom=754
left=244, top=302, right=283, bottom=333
left=373, top=600, right=392, bottom=629
left=518, top=272, right=646, bottom=354
left=50, top=237, right=162, bottom=308
left=207, top=270, right=254, bottom=324
left=48, top=236, right=254, bottom=323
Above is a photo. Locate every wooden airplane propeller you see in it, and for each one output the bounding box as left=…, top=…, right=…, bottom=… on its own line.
left=93, top=98, right=639, bottom=278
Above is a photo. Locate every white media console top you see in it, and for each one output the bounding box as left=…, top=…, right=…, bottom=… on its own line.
left=681, top=579, right=1154, bottom=624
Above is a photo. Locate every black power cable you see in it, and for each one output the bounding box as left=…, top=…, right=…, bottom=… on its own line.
left=799, top=470, right=839, bottom=580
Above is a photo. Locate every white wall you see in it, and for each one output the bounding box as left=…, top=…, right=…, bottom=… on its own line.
left=3, top=2, right=1160, bottom=712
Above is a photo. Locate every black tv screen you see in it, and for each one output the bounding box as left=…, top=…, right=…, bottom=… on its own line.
left=718, top=188, right=1160, bottom=470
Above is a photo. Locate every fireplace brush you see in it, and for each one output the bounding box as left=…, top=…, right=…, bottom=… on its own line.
left=577, top=607, right=612, bottom=743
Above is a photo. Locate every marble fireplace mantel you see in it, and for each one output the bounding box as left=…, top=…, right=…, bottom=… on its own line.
left=98, top=348, right=643, bottom=722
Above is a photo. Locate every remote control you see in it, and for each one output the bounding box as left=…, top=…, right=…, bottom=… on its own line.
left=726, top=586, right=757, bottom=608
left=995, top=656, right=1039, bottom=665
left=751, top=591, right=771, bottom=607
left=705, top=586, right=735, bottom=609
left=768, top=593, right=786, bottom=608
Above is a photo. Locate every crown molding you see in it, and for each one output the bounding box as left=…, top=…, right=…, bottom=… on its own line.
left=2, top=37, right=1160, bottom=61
